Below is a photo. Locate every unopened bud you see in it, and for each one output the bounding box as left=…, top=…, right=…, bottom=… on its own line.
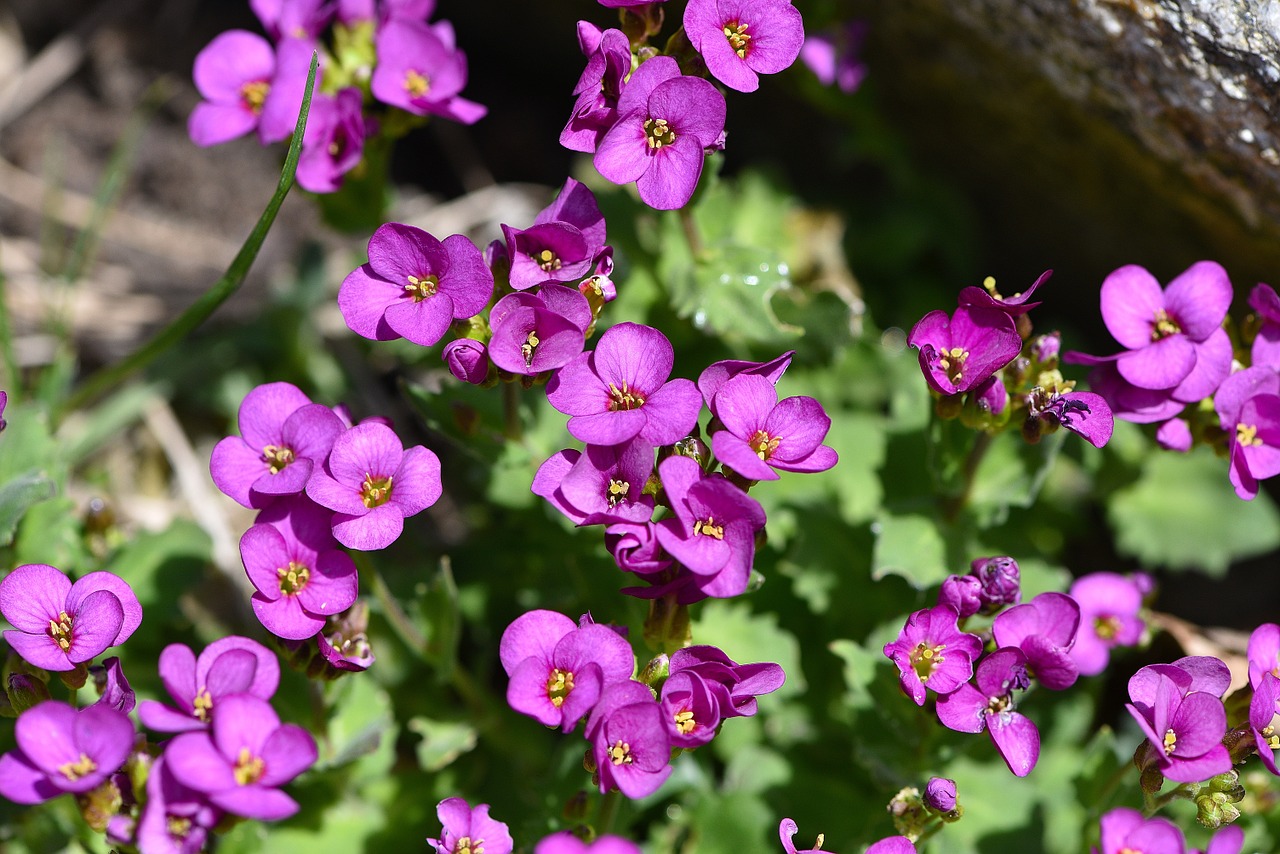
left=935, top=394, right=963, bottom=420
left=7, top=673, right=50, bottom=714
left=970, top=556, right=1020, bottom=614
left=888, top=786, right=927, bottom=840
left=923, top=777, right=959, bottom=818
left=639, top=654, right=670, bottom=687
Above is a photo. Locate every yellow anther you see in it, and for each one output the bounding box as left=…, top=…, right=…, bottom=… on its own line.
left=608, top=740, right=633, bottom=765
left=241, top=80, right=270, bottom=113
left=607, top=382, right=645, bottom=411
left=910, top=641, right=946, bottom=682
left=675, top=710, right=696, bottom=734
left=644, top=117, right=677, bottom=150
left=234, top=747, right=265, bottom=786
left=749, top=429, right=781, bottom=460
left=521, top=330, right=540, bottom=368
left=277, top=561, right=311, bottom=595
left=403, top=69, right=430, bottom=98
left=262, top=444, right=295, bottom=474
left=1163, top=728, right=1177, bottom=756
left=546, top=668, right=575, bottom=708
left=1238, top=422, right=1264, bottom=448
left=193, top=688, right=214, bottom=722
left=536, top=248, right=562, bottom=272
left=607, top=479, right=629, bottom=506
left=1151, top=308, right=1182, bottom=341
left=48, top=611, right=73, bottom=651
left=361, top=474, right=393, bottom=508
left=693, top=517, right=724, bottom=539
left=722, top=21, right=751, bottom=57
left=405, top=274, right=439, bottom=300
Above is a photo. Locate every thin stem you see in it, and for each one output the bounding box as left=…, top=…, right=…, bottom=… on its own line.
left=361, top=552, right=428, bottom=656
left=502, top=380, right=522, bottom=440
left=54, top=54, right=319, bottom=424
left=677, top=206, right=703, bottom=258
left=941, top=430, right=993, bottom=522
left=308, top=679, right=331, bottom=752
left=596, top=789, right=623, bottom=837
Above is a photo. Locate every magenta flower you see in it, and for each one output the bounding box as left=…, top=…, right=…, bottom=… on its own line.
left=339, top=223, right=494, bottom=348
left=531, top=439, right=656, bottom=526
left=1213, top=365, right=1280, bottom=500
left=426, top=797, right=513, bottom=854
left=1248, top=622, right=1280, bottom=689
left=866, top=838, right=917, bottom=854
left=1025, top=388, right=1114, bottom=448
left=970, top=555, right=1020, bottom=613
left=923, top=776, right=958, bottom=813
left=606, top=520, right=674, bottom=576
left=1094, top=807, right=1185, bottom=854
left=188, top=31, right=279, bottom=146
left=317, top=602, right=376, bottom=672
left=594, top=56, right=727, bottom=210
left=585, top=680, right=673, bottom=798
left=1126, top=658, right=1232, bottom=783
left=135, top=756, right=222, bottom=854
left=959, top=270, right=1050, bottom=317
left=296, top=87, right=367, bottom=193
left=547, top=322, right=702, bottom=446
left=1084, top=362, right=1185, bottom=424
left=1199, top=826, right=1245, bottom=854
left=561, top=27, right=632, bottom=153
left=698, top=351, right=793, bottom=409
left=443, top=338, right=490, bottom=385
left=653, top=455, right=767, bottom=600
left=210, top=382, right=345, bottom=509
left=91, top=657, right=135, bottom=714
left=166, top=693, right=317, bottom=821
left=710, top=373, right=838, bottom=480
left=907, top=305, right=1022, bottom=396
left=499, top=609, right=634, bottom=731
left=1249, top=672, right=1280, bottom=775
left=503, top=178, right=608, bottom=290
left=488, top=285, right=592, bottom=376
left=0, top=701, right=134, bottom=804
left=251, top=0, right=330, bottom=41
left=536, top=832, right=642, bottom=854
left=306, top=421, right=442, bottom=550
left=991, top=592, right=1081, bottom=690
left=936, top=647, right=1041, bottom=777
left=883, top=604, right=982, bottom=706
left=669, top=644, right=785, bottom=719
left=1068, top=572, right=1145, bottom=677
left=240, top=509, right=359, bottom=640
left=1249, top=283, right=1280, bottom=369
left=0, top=564, right=142, bottom=672
left=684, top=0, right=804, bottom=93
left=0, top=389, right=7, bottom=432
left=779, top=818, right=842, bottom=854
left=659, top=670, right=721, bottom=748
left=799, top=21, right=868, bottom=94
left=938, top=574, right=982, bottom=619
left=371, top=19, right=485, bottom=124
left=139, top=636, right=279, bottom=733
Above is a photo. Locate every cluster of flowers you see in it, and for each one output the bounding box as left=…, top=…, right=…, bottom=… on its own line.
left=340, top=177, right=616, bottom=381
left=535, top=346, right=836, bottom=603
left=1094, top=807, right=1243, bottom=854
left=190, top=0, right=484, bottom=192
left=499, top=609, right=784, bottom=799
left=564, top=0, right=805, bottom=209
left=779, top=776, right=960, bottom=854
left=425, top=795, right=664, bottom=854
left=212, top=380, right=436, bottom=657
left=907, top=272, right=1114, bottom=448
left=0, top=564, right=316, bottom=851
left=1066, top=261, right=1280, bottom=499
left=884, top=558, right=1149, bottom=778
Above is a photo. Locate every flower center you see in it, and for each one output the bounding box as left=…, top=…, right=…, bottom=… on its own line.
left=47, top=610, right=74, bottom=651
left=193, top=687, right=214, bottom=722
left=1094, top=614, right=1122, bottom=641
left=521, top=330, right=540, bottom=368
left=723, top=21, right=751, bottom=58
left=1237, top=422, right=1263, bottom=447
left=454, top=837, right=485, bottom=854
left=1151, top=308, right=1182, bottom=341
left=1162, top=728, right=1177, bottom=756
left=278, top=561, right=311, bottom=595
left=167, top=816, right=193, bottom=839
left=234, top=747, right=265, bottom=786
left=403, top=69, right=430, bottom=98
left=240, top=80, right=270, bottom=114
left=546, top=668, right=575, bottom=707
left=644, top=117, right=677, bottom=150
left=262, top=444, right=295, bottom=474
left=607, top=478, right=629, bottom=506
left=938, top=347, right=968, bottom=384
left=608, top=740, right=633, bottom=765
left=749, top=429, right=781, bottom=461
left=361, top=473, right=394, bottom=508
left=693, top=517, right=724, bottom=539
left=536, top=248, right=562, bottom=272
left=57, top=752, right=97, bottom=782
left=987, top=693, right=1012, bottom=715
left=910, top=641, right=945, bottom=682
left=607, top=382, right=645, bottom=411
left=405, top=274, right=439, bottom=301
left=674, top=709, right=697, bottom=734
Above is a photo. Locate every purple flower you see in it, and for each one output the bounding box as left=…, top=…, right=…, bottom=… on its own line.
left=91, top=657, right=135, bottom=714
left=166, top=693, right=317, bottom=821
left=938, top=574, right=982, bottom=619
left=531, top=439, right=656, bottom=526
left=594, top=56, right=727, bottom=210
left=659, top=670, right=720, bottom=747
left=340, top=224, right=493, bottom=348
left=992, top=592, right=1080, bottom=690
left=547, top=322, right=702, bottom=446
left=606, top=521, right=674, bottom=576
left=1025, top=387, right=1114, bottom=448
left=503, top=178, right=608, bottom=290
left=1199, top=826, right=1246, bottom=854
left=499, top=610, right=634, bottom=731
left=586, top=680, right=673, bottom=798
left=240, top=507, right=359, bottom=640
left=907, top=305, right=1022, bottom=396
left=669, top=644, right=784, bottom=719
left=488, top=285, right=592, bottom=376
left=970, top=555, right=1020, bottom=613
left=139, top=636, right=279, bottom=733
left=709, top=373, right=838, bottom=480
left=959, top=270, right=1050, bottom=317
left=426, top=797, right=513, bottom=854
left=1249, top=672, right=1280, bottom=775
left=1068, top=572, right=1145, bottom=677
left=1126, top=658, right=1232, bottom=783
left=371, top=20, right=485, bottom=124
left=798, top=21, right=868, bottom=94
left=251, top=0, right=330, bottom=41
left=536, top=832, right=642, bottom=854
left=1096, top=262, right=1233, bottom=392
left=188, top=31, right=278, bottom=146
left=1249, top=283, right=1280, bottom=369
left=1248, top=622, right=1280, bottom=689
left=561, top=27, right=632, bottom=153
left=653, top=455, right=767, bottom=600
left=883, top=604, right=983, bottom=705
left=443, top=338, right=491, bottom=385
left=1157, top=417, right=1194, bottom=451
left=779, top=818, right=839, bottom=854
left=0, top=389, right=6, bottom=432
left=210, top=382, right=344, bottom=509
left=684, top=0, right=804, bottom=93
left=923, top=777, right=958, bottom=813
left=258, top=37, right=323, bottom=144
left=317, top=601, right=376, bottom=672
left=135, top=756, right=222, bottom=854
left=1084, top=362, right=1185, bottom=424
left=0, top=701, right=134, bottom=803
left=866, top=839, right=917, bottom=854
left=306, top=421, right=442, bottom=550
left=936, top=647, right=1041, bottom=777
left=296, top=87, right=367, bottom=193
left=698, top=350, right=793, bottom=408
left=0, top=564, right=142, bottom=672
left=1094, top=807, right=1185, bottom=854
left=1213, top=366, right=1280, bottom=500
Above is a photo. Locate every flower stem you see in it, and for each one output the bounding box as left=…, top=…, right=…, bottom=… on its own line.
left=361, top=552, right=428, bottom=656
left=502, top=381, right=522, bottom=440
left=940, top=430, right=993, bottom=522
left=596, top=789, right=623, bottom=837
left=678, top=206, right=703, bottom=258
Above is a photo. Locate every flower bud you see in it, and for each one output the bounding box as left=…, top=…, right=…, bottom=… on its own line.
left=970, top=556, right=1021, bottom=614
left=1031, top=332, right=1060, bottom=365
left=888, top=786, right=927, bottom=840
left=1194, top=790, right=1241, bottom=828
left=640, top=654, right=670, bottom=687
left=923, top=777, right=959, bottom=818
left=7, top=673, right=51, bottom=714
left=443, top=339, right=490, bottom=385
left=939, top=575, right=982, bottom=619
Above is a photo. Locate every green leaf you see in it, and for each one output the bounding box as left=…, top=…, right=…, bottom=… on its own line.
left=408, top=716, right=478, bottom=772
left=13, top=497, right=87, bottom=568
left=871, top=513, right=948, bottom=589
left=0, top=474, right=56, bottom=546
left=690, top=601, right=805, bottom=700
left=1108, top=446, right=1280, bottom=575
left=967, top=431, right=1064, bottom=527
left=829, top=639, right=881, bottom=713
left=321, top=676, right=396, bottom=773
left=104, top=519, right=211, bottom=605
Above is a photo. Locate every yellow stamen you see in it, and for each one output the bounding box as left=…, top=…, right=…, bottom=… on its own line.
left=546, top=668, right=575, bottom=707
left=48, top=611, right=74, bottom=651
left=749, top=429, right=781, bottom=460
left=234, top=747, right=265, bottom=786
left=1151, top=308, right=1182, bottom=341
left=193, top=688, right=213, bottom=722
left=521, top=330, right=540, bottom=368
left=361, top=474, right=393, bottom=508
left=722, top=21, right=751, bottom=58
left=608, top=740, right=633, bottom=765
left=644, top=117, right=676, bottom=150
left=607, top=382, right=645, bottom=411
left=1238, top=422, right=1264, bottom=447
left=536, top=249, right=562, bottom=272
left=57, top=753, right=97, bottom=782
left=405, top=274, right=438, bottom=301
left=675, top=710, right=696, bottom=734
left=1163, top=728, right=1177, bottom=756
left=910, top=641, right=946, bottom=682
left=277, top=561, right=311, bottom=595
left=403, top=69, right=430, bottom=98
left=693, top=517, right=724, bottom=539
left=607, top=479, right=629, bottom=506
left=262, top=444, right=295, bottom=474
left=241, top=80, right=270, bottom=114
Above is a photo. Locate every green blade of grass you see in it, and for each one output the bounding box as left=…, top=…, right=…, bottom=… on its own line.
left=55, top=52, right=320, bottom=424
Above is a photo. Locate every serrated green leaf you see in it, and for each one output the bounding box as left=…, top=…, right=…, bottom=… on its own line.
left=871, top=513, right=947, bottom=588
left=1108, top=446, right=1280, bottom=575
left=829, top=639, right=880, bottom=713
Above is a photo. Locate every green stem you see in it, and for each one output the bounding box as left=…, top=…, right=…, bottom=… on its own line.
left=308, top=679, right=331, bottom=752
left=53, top=54, right=319, bottom=424
left=677, top=206, right=703, bottom=258
left=0, top=250, right=19, bottom=392
left=941, top=430, right=993, bottom=522
left=361, top=552, right=428, bottom=655
left=596, top=789, right=623, bottom=837
left=502, top=380, right=522, bottom=440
